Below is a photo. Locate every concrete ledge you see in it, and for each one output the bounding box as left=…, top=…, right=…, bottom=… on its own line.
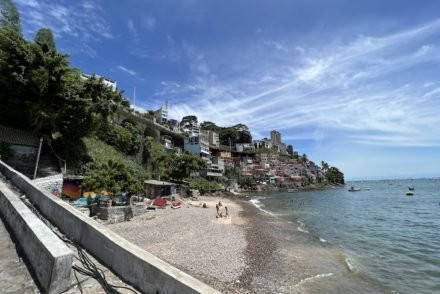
left=0, top=161, right=220, bottom=294
left=0, top=178, right=73, bottom=293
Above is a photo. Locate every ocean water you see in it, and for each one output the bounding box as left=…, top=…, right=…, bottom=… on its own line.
left=253, top=179, right=440, bottom=294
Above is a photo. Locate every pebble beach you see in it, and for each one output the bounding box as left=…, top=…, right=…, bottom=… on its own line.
left=107, top=195, right=342, bottom=293
left=107, top=196, right=253, bottom=293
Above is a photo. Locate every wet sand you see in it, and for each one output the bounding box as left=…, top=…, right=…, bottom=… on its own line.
left=107, top=196, right=383, bottom=293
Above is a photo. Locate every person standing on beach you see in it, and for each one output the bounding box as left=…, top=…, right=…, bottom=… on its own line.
left=225, top=206, right=228, bottom=217
left=216, top=203, right=219, bottom=216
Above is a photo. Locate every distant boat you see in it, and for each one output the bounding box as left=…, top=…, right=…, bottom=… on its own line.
left=408, top=186, right=415, bottom=191
left=348, top=187, right=361, bottom=192
left=287, top=188, right=298, bottom=193
left=406, top=191, right=414, bottom=196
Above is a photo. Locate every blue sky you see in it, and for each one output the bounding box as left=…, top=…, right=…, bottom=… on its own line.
left=15, top=0, right=440, bottom=180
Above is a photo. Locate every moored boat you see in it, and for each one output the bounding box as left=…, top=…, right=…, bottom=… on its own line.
left=406, top=191, right=414, bottom=196
left=348, top=186, right=361, bottom=192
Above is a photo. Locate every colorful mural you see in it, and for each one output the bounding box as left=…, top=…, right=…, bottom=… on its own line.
left=62, top=178, right=82, bottom=199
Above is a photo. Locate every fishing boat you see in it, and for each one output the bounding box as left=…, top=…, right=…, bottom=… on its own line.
left=406, top=191, right=414, bottom=196
left=348, top=186, right=361, bottom=192
left=150, top=198, right=167, bottom=208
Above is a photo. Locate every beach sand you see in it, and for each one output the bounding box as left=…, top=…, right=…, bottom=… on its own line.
left=107, top=196, right=250, bottom=293
left=107, top=195, right=368, bottom=293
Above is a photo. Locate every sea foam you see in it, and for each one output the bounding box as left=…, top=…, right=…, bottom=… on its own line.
left=297, top=220, right=310, bottom=234
left=249, top=199, right=273, bottom=215
left=345, top=257, right=356, bottom=272
left=296, top=273, right=334, bottom=286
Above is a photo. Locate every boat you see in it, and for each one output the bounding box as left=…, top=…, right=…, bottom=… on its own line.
left=406, top=191, right=414, bottom=196
left=408, top=186, right=415, bottom=191
left=287, top=189, right=298, bottom=193
left=348, top=186, right=361, bottom=192
left=150, top=198, right=167, bottom=208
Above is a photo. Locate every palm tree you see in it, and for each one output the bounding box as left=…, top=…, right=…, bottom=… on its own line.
left=321, top=161, right=329, bottom=172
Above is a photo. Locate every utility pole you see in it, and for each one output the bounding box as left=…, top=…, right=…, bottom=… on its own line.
left=33, top=137, right=43, bottom=179
left=133, top=87, right=136, bottom=107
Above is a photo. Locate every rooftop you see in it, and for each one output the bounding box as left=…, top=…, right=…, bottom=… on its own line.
left=0, top=125, right=39, bottom=147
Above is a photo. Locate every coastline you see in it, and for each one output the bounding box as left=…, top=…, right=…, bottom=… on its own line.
left=106, top=192, right=383, bottom=293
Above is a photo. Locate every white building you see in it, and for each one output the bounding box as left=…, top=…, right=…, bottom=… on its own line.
left=201, top=130, right=220, bottom=147
left=180, top=116, right=200, bottom=137
left=154, top=101, right=168, bottom=124
left=184, top=136, right=210, bottom=157
left=80, top=73, right=117, bottom=91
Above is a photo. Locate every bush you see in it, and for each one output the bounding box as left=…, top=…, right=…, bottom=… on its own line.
left=190, top=178, right=222, bottom=195
left=0, top=142, right=15, bottom=160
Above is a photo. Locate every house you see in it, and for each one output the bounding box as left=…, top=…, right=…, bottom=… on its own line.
left=160, top=135, right=173, bottom=150
left=184, top=135, right=210, bottom=158
left=253, top=139, right=273, bottom=150
left=235, top=143, right=254, bottom=152
left=154, top=101, right=168, bottom=124
left=81, top=73, right=117, bottom=91
left=201, top=130, right=220, bottom=147
left=144, top=180, right=177, bottom=199
left=0, top=125, right=39, bottom=159
left=0, top=125, right=40, bottom=177
left=180, top=116, right=200, bottom=137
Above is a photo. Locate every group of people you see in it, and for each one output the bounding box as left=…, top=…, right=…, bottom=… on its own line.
left=215, top=201, right=228, bottom=218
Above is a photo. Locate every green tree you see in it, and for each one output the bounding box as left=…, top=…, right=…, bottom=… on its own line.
left=0, top=27, right=32, bottom=127
left=299, top=153, right=308, bottom=163
left=325, top=167, right=345, bottom=185
left=166, top=152, right=206, bottom=180
left=34, top=28, right=56, bottom=52
left=83, top=160, right=142, bottom=194
left=0, top=0, right=21, bottom=33
left=321, top=161, right=329, bottom=172
left=143, top=137, right=170, bottom=179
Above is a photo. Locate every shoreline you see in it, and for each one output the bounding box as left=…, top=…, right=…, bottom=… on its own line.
left=106, top=191, right=376, bottom=293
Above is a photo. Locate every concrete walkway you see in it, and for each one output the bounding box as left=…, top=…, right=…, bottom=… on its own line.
left=0, top=217, right=39, bottom=294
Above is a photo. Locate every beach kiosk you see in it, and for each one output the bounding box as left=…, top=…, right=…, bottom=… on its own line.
left=144, top=180, right=177, bottom=199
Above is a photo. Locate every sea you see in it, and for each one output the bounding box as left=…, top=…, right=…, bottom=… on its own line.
left=250, top=179, right=440, bottom=294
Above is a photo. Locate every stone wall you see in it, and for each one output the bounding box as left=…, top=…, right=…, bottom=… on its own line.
left=92, top=203, right=146, bottom=223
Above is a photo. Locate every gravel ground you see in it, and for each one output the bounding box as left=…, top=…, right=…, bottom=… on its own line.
left=107, top=196, right=248, bottom=292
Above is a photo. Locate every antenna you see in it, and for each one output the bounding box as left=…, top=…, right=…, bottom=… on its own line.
left=133, top=87, right=136, bottom=107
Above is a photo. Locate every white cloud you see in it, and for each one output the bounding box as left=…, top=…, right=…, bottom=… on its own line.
left=164, top=19, right=440, bottom=148
left=127, top=19, right=139, bottom=41
left=117, top=65, right=137, bottom=76
left=142, top=16, right=156, bottom=31
left=15, top=0, right=112, bottom=42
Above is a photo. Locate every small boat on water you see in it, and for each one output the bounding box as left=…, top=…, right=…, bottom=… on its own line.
left=408, top=186, right=415, bottom=191
left=406, top=191, right=414, bottom=196
left=348, top=186, right=361, bottom=192
left=287, top=188, right=298, bottom=193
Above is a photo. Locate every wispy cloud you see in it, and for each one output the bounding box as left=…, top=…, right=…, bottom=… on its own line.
left=162, top=19, right=440, bottom=147
left=117, top=65, right=137, bottom=76
left=127, top=19, right=139, bottom=41
left=142, top=16, right=156, bottom=31
left=15, top=0, right=112, bottom=54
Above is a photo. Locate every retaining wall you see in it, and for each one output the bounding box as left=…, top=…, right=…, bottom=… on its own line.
left=0, top=177, right=73, bottom=293
left=0, top=161, right=219, bottom=294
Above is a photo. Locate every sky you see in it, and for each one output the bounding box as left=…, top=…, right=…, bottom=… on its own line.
left=14, top=0, right=440, bottom=180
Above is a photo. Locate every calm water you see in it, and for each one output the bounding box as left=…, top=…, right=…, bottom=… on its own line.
left=255, top=179, right=440, bottom=294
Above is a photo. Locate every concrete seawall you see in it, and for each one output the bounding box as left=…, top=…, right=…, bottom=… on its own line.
left=0, top=177, right=73, bottom=293
left=0, top=161, right=219, bottom=294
